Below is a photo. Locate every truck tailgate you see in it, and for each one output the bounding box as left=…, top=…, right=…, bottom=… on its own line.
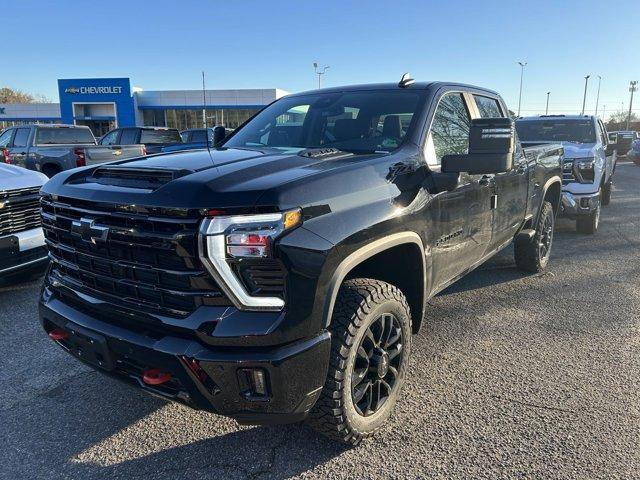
left=84, top=145, right=146, bottom=165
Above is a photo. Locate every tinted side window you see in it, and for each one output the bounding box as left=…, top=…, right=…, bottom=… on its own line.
left=100, top=130, right=119, bottom=145
left=190, top=130, right=207, bottom=143
left=13, top=128, right=30, bottom=148
left=119, top=129, right=138, bottom=144
left=426, top=93, right=471, bottom=166
left=0, top=129, right=14, bottom=147
left=474, top=95, right=503, bottom=118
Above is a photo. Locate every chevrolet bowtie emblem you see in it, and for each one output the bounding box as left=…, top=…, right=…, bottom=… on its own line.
left=71, top=218, right=109, bottom=244
left=112, top=150, right=122, bottom=156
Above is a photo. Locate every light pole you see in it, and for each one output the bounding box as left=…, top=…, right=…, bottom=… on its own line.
left=627, top=80, right=638, bottom=130
left=517, top=61, right=527, bottom=117
left=594, top=75, right=602, bottom=116
left=581, top=75, right=590, bottom=115
left=545, top=91, right=550, bottom=115
left=313, top=62, right=330, bottom=89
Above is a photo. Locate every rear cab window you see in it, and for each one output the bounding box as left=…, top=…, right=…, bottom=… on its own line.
left=119, top=129, right=138, bottom=144
left=140, top=129, right=182, bottom=144
left=473, top=95, right=504, bottom=118
left=35, top=127, right=95, bottom=145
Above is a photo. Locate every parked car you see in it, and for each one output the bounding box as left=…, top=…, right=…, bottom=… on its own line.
left=161, top=127, right=234, bottom=153
left=628, top=139, right=640, bottom=165
left=39, top=78, right=562, bottom=445
left=516, top=115, right=615, bottom=234
left=0, top=124, right=146, bottom=177
left=0, top=164, right=48, bottom=281
left=608, top=130, right=639, bottom=157
left=99, top=126, right=183, bottom=154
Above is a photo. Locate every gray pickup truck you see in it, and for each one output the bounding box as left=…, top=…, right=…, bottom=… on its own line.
left=0, top=124, right=146, bottom=177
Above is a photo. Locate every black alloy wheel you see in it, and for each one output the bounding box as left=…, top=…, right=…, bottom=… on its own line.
left=351, top=313, right=403, bottom=417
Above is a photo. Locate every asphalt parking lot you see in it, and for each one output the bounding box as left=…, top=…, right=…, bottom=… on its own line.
left=1, top=162, right=639, bottom=480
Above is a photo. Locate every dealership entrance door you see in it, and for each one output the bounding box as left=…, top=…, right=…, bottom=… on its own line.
left=73, top=103, right=117, bottom=137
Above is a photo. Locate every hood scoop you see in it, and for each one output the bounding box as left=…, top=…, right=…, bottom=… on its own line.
left=88, top=166, right=193, bottom=189
left=297, top=147, right=353, bottom=159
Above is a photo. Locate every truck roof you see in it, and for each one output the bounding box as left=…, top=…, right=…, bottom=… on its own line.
left=287, top=81, right=501, bottom=98
left=8, top=123, right=90, bottom=129
left=517, top=115, right=596, bottom=121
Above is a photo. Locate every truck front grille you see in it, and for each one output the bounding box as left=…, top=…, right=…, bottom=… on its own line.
left=41, top=196, right=232, bottom=317
left=0, top=187, right=42, bottom=236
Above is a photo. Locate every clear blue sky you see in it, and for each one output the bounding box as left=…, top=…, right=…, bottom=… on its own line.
left=5, top=0, right=639, bottom=119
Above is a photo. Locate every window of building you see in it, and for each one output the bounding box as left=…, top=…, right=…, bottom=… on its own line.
left=473, top=95, right=504, bottom=118
left=426, top=93, right=471, bottom=166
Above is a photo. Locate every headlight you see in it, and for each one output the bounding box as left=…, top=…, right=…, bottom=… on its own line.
left=199, top=209, right=301, bottom=310
left=573, top=157, right=595, bottom=183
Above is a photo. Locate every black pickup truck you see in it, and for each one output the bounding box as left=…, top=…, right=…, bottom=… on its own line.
left=38, top=79, right=562, bottom=445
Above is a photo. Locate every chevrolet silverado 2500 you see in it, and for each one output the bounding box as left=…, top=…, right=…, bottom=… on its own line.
left=0, top=124, right=146, bottom=177
left=39, top=78, right=562, bottom=445
left=516, top=115, right=615, bottom=234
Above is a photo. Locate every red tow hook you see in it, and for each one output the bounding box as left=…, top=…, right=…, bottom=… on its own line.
left=48, top=328, right=68, bottom=341
left=142, top=368, right=172, bottom=385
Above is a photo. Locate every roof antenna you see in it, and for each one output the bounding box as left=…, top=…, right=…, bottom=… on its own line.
left=398, top=72, right=415, bottom=88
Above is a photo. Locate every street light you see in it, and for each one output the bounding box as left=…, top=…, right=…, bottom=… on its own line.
left=545, top=91, right=551, bottom=115
left=517, top=61, right=527, bottom=117
left=313, top=62, right=330, bottom=89
left=581, top=75, right=590, bottom=115
left=594, top=75, right=602, bottom=116
left=627, top=80, right=638, bottom=130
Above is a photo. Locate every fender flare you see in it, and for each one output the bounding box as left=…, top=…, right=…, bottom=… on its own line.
left=538, top=175, right=562, bottom=221
left=322, top=231, right=426, bottom=328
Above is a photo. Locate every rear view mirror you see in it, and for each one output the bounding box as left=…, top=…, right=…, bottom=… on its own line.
left=442, top=117, right=514, bottom=174
left=212, top=126, right=227, bottom=146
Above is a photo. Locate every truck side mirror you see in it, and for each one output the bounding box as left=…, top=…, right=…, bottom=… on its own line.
left=441, top=117, right=514, bottom=174
left=212, top=126, right=227, bottom=146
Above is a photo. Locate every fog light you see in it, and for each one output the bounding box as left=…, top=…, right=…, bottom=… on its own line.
left=238, top=368, right=269, bottom=399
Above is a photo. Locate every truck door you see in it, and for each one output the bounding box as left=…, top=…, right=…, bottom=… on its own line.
left=8, top=127, right=31, bottom=169
left=426, top=92, right=493, bottom=289
left=471, top=95, right=528, bottom=248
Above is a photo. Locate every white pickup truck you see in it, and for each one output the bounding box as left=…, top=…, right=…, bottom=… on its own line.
left=516, top=115, right=616, bottom=234
left=0, top=124, right=146, bottom=177
left=0, top=164, right=48, bottom=281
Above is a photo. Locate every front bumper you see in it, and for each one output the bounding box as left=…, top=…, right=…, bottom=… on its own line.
left=560, top=191, right=600, bottom=218
left=0, top=228, right=48, bottom=277
left=39, top=287, right=331, bottom=424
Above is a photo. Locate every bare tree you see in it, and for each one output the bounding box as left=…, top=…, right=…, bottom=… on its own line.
left=0, top=87, right=52, bottom=103
left=606, top=110, right=639, bottom=131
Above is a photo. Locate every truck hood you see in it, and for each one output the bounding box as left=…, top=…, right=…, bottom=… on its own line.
left=560, top=142, right=597, bottom=160
left=41, top=147, right=384, bottom=210
left=0, top=164, right=48, bottom=191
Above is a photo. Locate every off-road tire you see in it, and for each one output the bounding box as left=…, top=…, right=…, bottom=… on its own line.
left=601, top=180, right=612, bottom=206
left=514, top=201, right=554, bottom=273
left=576, top=198, right=600, bottom=234
left=306, top=278, right=412, bottom=446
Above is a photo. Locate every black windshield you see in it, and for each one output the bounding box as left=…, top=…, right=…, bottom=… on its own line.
left=223, top=90, right=425, bottom=154
left=516, top=119, right=596, bottom=143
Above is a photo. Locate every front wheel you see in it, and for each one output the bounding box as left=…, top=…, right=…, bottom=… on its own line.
left=576, top=199, right=600, bottom=234
left=306, top=278, right=412, bottom=445
left=514, top=201, right=555, bottom=273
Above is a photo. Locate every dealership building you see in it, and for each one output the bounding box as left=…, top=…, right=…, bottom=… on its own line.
left=0, top=78, right=289, bottom=136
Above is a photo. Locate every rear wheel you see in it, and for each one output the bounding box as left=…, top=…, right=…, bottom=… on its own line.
left=601, top=180, right=612, bottom=206
left=514, top=201, right=554, bottom=273
left=576, top=199, right=600, bottom=234
left=306, top=278, right=411, bottom=445
left=42, top=164, right=61, bottom=178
